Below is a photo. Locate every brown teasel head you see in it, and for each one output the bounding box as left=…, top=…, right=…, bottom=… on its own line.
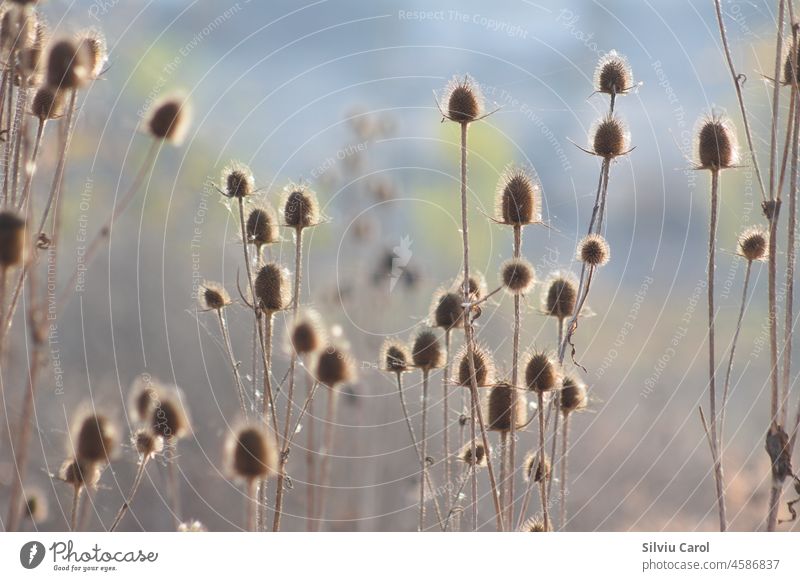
left=577, top=233, right=610, bottom=267
left=695, top=115, right=738, bottom=170
left=73, top=412, right=117, bottom=465
left=431, top=289, right=464, bottom=330
left=77, top=28, right=107, bottom=79
left=0, top=210, right=26, bottom=268
left=524, top=350, right=559, bottom=393
left=198, top=281, right=231, bottom=311
left=784, top=43, right=800, bottom=85
left=458, top=440, right=488, bottom=468
left=133, top=428, right=163, bottom=460
left=150, top=387, right=191, bottom=441
left=495, top=166, right=541, bottom=226
left=220, top=161, right=254, bottom=199
left=228, top=424, right=277, bottom=481
left=561, top=374, right=588, bottom=415
left=594, top=50, right=633, bottom=95
left=24, top=487, right=48, bottom=524
left=282, top=184, right=320, bottom=229
left=411, top=328, right=445, bottom=371
left=129, top=375, right=157, bottom=423
left=592, top=115, right=629, bottom=158
left=738, top=227, right=768, bottom=262
left=486, top=382, right=528, bottom=432
left=444, top=75, right=483, bottom=124
left=765, top=424, right=793, bottom=482
left=177, top=520, right=207, bottom=532
left=59, top=458, right=100, bottom=490
left=45, top=37, right=89, bottom=90
left=254, top=262, right=291, bottom=313
left=31, top=85, right=65, bottom=121
left=542, top=272, right=578, bottom=320
left=519, top=517, right=550, bottom=532
left=500, top=257, right=536, bottom=295
left=523, top=451, right=551, bottom=483
left=291, top=309, right=325, bottom=355
left=146, top=92, right=191, bottom=145
left=380, top=339, right=412, bottom=374
left=315, top=345, right=356, bottom=387
left=16, top=18, right=46, bottom=83
left=455, top=343, right=496, bottom=387
left=246, top=204, right=279, bottom=247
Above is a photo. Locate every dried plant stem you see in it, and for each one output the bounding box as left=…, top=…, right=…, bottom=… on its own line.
left=166, top=460, right=181, bottom=527
left=444, top=467, right=471, bottom=531
left=499, top=431, right=508, bottom=521
left=443, top=330, right=452, bottom=495
left=536, top=392, right=550, bottom=531
left=419, top=369, right=430, bottom=530
left=560, top=413, right=571, bottom=529
left=109, top=458, right=150, bottom=531
left=508, top=225, right=522, bottom=526
left=255, top=312, right=278, bottom=531
left=516, top=470, right=534, bottom=530
left=70, top=487, right=82, bottom=532
left=247, top=480, right=258, bottom=532
left=217, top=310, right=248, bottom=418
left=305, top=372, right=316, bottom=531
left=459, top=121, right=505, bottom=532
left=315, top=387, right=339, bottom=531
left=770, top=1, right=787, bottom=201
left=9, top=81, right=28, bottom=206
left=766, top=199, right=783, bottom=531
left=17, top=119, right=46, bottom=212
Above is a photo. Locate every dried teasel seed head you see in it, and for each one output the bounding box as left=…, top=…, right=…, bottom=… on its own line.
left=542, top=272, right=578, bottom=320
left=525, top=351, right=559, bottom=393
left=2, top=5, right=36, bottom=56
left=380, top=339, right=412, bottom=374
left=178, top=520, right=207, bottom=532
left=695, top=115, right=738, bottom=170
left=282, top=185, right=320, bottom=229
left=315, top=345, right=356, bottom=387
left=73, top=412, right=117, bottom=465
left=254, top=262, right=291, bottom=313
left=486, top=382, right=527, bottom=432
left=738, top=227, right=768, bottom=262
left=221, top=161, right=254, bottom=199
left=500, top=257, right=536, bottom=295
left=77, top=28, right=106, bottom=79
left=133, top=428, right=163, bottom=459
left=59, top=458, right=100, bottom=490
left=150, top=387, right=191, bottom=441
left=45, top=37, right=89, bottom=89
left=227, top=425, right=277, bottom=481
left=411, top=328, right=445, bottom=370
left=458, top=440, right=488, bottom=467
left=246, top=205, right=279, bottom=246
left=784, top=44, right=800, bottom=85
left=592, top=115, right=629, bottom=158
left=431, top=290, right=464, bottom=330
left=496, top=166, right=541, bottom=225
left=455, top=343, right=495, bottom=387
left=594, top=50, right=633, bottom=95
left=145, top=92, right=191, bottom=145
left=561, top=374, right=588, bottom=415
left=291, top=309, right=325, bottom=355
left=17, top=18, right=46, bottom=82
left=453, top=272, right=487, bottom=302
left=577, top=233, right=610, bottom=267
left=129, top=376, right=157, bottom=423
left=0, top=210, right=27, bottom=268
left=444, top=75, right=483, bottom=123
left=523, top=451, right=551, bottom=483
left=31, top=85, right=64, bottom=121
left=24, top=487, right=48, bottom=524
left=520, top=517, right=550, bottom=532
left=198, top=281, right=230, bottom=311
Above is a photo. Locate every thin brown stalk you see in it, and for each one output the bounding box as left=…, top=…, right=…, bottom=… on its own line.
left=499, top=431, right=508, bottom=521
left=9, top=80, right=28, bottom=206
left=217, top=310, right=248, bottom=418
left=443, top=330, right=452, bottom=498
left=315, top=386, right=339, bottom=531
left=559, top=413, right=571, bottom=529
left=247, top=479, right=258, bottom=532
left=17, top=118, right=45, bottom=212
left=536, top=391, right=550, bottom=531
left=69, top=487, right=82, bottom=532
left=443, top=467, right=471, bottom=531
left=508, top=224, right=522, bottom=526
left=109, top=458, right=150, bottom=531
left=419, top=369, right=430, bottom=530
left=305, top=371, right=316, bottom=531
left=166, top=460, right=181, bottom=528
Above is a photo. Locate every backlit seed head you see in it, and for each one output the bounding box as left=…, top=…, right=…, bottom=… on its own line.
left=291, top=309, right=325, bottom=355
left=520, top=517, right=549, bottom=532
left=177, top=520, right=207, bottom=532
left=592, top=115, right=629, bottom=158
left=45, top=38, right=89, bottom=89
left=444, top=75, right=483, bottom=123
left=220, top=161, right=254, bottom=199
left=150, top=387, right=191, bottom=441
left=17, top=18, right=46, bottom=82
left=594, top=50, right=633, bottom=95
left=495, top=166, right=541, bottom=225
left=524, top=350, right=559, bottom=393
left=77, top=28, right=106, bottom=79
left=0, top=210, right=26, bottom=268
left=412, top=328, right=445, bottom=370
left=523, top=451, right=551, bottom=483
left=31, top=85, right=64, bottom=121
left=282, top=184, right=320, bottom=229
left=73, top=412, right=117, bottom=464
left=380, top=339, right=412, bottom=373
left=486, top=382, right=528, bottom=432
left=133, top=428, right=163, bottom=460
left=738, top=227, right=768, bottom=261
left=24, top=488, right=48, bottom=523
left=2, top=5, right=36, bottom=56
left=695, top=115, right=738, bottom=170
left=145, top=92, right=191, bottom=145
left=59, top=458, right=100, bottom=490
left=431, top=289, right=464, bottom=330
left=129, top=375, right=157, bottom=423
left=227, top=424, right=277, bottom=481
left=577, top=233, right=610, bottom=267
left=254, top=262, right=291, bottom=313
left=315, top=345, right=356, bottom=387
left=561, top=374, right=588, bottom=415
left=455, top=343, right=496, bottom=387
left=458, top=440, right=488, bottom=467
left=784, top=44, right=800, bottom=85
left=198, top=281, right=230, bottom=311
left=542, top=272, right=578, bottom=320
left=246, top=204, right=279, bottom=246
left=500, top=257, right=535, bottom=295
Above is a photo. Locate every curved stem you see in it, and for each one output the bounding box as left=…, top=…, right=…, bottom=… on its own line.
left=109, top=458, right=149, bottom=531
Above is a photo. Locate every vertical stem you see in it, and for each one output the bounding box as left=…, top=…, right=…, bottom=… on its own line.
left=37, top=90, right=77, bottom=236
left=217, top=310, right=248, bottom=418
left=247, top=480, right=257, bottom=532
left=315, top=387, right=339, bottom=531
left=509, top=225, right=521, bottom=526
left=17, top=119, right=45, bottom=212
left=419, top=369, right=429, bottom=531
left=109, top=458, right=149, bottom=531
left=306, top=371, right=316, bottom=531
left=537, top=392, right=550, bottom=531
left=443, top=330, right=452, bottom=495
left=560, top=413, right=571, bottom=529
left=499, top=431, right=508, bottom=521
left=70, top=487, right=82, bottom=532
left=167, top=460, right=181, bottom=528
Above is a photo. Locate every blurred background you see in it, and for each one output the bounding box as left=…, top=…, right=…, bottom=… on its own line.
left=2, top=0, right=798, bottom=531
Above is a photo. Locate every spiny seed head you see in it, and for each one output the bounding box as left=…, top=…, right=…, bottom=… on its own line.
left=595, top=50, right=633, bottom=95
left=133, top=428, right=163, bottom=459
left=178, top=520, right=207, bottom=532
left=542, top=272, right=578, bottom=320
left=431, top=289, right=464, bottom=330
left=784, top=44, right=800, bottom=85
left=291, top=309, right=325, bottom=355
left=0, top=210, right=26, bottom=268
left=129, top=376, right=157, bottom=423
left=315, top=345, right=356, bottom=387
left=520, top=517, right=549, bottom=532
left=411, top=328, right=445, bottom=370
left=525, top=350, right=559, bottom=393
left=31, top=85, right=64, bottom=121
left=254, top=262, right=291, bottom=313
left=45, top=37, right=89, bottom=89
left=738, top=227, right=768, bottom=261
left=592, top=115, right=629, bottom=158
left=221, top=161, right=254, bottom=198
left=455, top=343, right=496, bottom=387
left=77, top=28, right=106, bottom=79
left=282, top=185, right=320, bottom=229
left=486, top=382, right=528, bottom=432
left=695, top=115, right=738, bottom=170
left=453, top=272, right=487, bottom=301
left=523, top=451, right=551, bottom=483
left=458, top=440, right=488, bottom=467
left=145, top=92, right=191, bottom=145
left=246, top=204, right=279, bottom=246
left=380, top=339, right=412, bottom=373
left=198, top=281, right=230, bottom=311
left=59, top=458, right=100, bottom=490
left=500, top=257, right=535, bottom=295
left=24, top=488, right=48, bottom=523
left=561, top=374, right=588, bottom=415
left=150, top=387, right=190, bottom=441
left=17, top=19, right=46, bottom=82
left=578, top=233, right=610, bottom=267
left=73, top=412, right=117, bottom=464
left=227, top=425, right=277, bottom=481
left=496, top=166, right=541, bottom=225
left=444, top=75, right=483, bottom=123
left=1, top=5, right=36, bottom=55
